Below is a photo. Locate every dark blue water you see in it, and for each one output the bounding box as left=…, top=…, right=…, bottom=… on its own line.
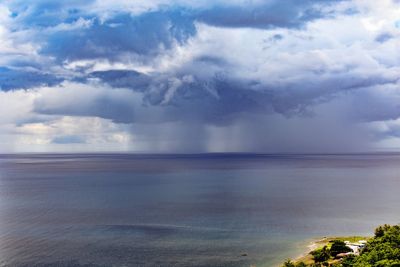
left=1, top=154, right=400, bottom=266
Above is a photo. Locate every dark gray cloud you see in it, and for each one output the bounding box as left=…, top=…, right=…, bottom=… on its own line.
left=346, top=84, right=400, bottom=123
left=138, top=60, right=399, bottom=124
left=195, top=0, right=343, bottom=29
left=8, top=0, right=346, bottom=65
left=31, top=77, right=275, bottom=126
left=2, top=0, right=400, bottom=152
left=9, top=0, right=344, bottom=31
left=34, top=86, right=138, bottom=124
left=31, top=68, right=399, bottom=127
left=0, top=67, right=63, bottom=91
left=40, top=11, right=196, bottom=62
left=88, top=70, right=151, bottom=92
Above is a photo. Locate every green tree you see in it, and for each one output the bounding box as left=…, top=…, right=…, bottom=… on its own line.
left=341, top=255, right=356, bottom=267
left=310, top=246, right=330, bottom=262
left=282, top=259, right=295, bottom=267
left=329, top=240, right=352, bottom=257
left=374, top=224, right=391, bottom=238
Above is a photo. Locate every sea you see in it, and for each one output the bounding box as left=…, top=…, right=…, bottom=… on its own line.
left=1, top=153, right=400, bottom=267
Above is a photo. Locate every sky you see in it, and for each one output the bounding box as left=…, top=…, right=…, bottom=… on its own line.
left=0, top=0, right=399, bottom=153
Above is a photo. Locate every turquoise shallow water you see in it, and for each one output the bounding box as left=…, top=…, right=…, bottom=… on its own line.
left=1, top=153, right=400, bottom=266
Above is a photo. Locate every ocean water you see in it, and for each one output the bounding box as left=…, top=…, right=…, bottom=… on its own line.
left=1, top=153, right=400, bottom=267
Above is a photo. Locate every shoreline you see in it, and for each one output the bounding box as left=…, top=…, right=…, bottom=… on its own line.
left=283, top=236, right=371, bottom=266
left=291, top=237, right=331, bottom=265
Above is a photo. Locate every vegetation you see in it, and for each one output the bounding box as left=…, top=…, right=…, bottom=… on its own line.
left=329, top=240, right=352, bottom=258
left=282, top=224, right=400, bottom=267
left=310, top=246, right=330, bottom=263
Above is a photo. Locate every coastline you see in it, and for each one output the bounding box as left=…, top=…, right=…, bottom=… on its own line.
left=291, top=237, right=331, bottom=265
left=280, top=236, right=371, bottom=266
left=269, top=238, right=325, bottom=267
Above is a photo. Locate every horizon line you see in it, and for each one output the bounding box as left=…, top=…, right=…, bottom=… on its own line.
left=2, top=151, right=400, bottom=156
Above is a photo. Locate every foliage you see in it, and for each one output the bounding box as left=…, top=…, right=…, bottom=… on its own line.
left=374, top=224, right=392, bottom=238
left=282, top=259, right=296, bottom=267
left=329, top=240, right=352, bottom=257
left=282, top=259, right=309, bottom=267
left=311, top=246, right=330, bottom=262
left=352, top=224, right=400, bottom=267
left=340, top=255, right=356, bottom=267
left=282, top=224, right=400, bottom=267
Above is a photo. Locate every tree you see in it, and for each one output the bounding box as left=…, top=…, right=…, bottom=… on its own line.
left=282, top=259, right=295, bottom=267
left=310, top=246, right=330, bottom=262
left=282, top=260, right=309, bottom=267
left=374, top=224, right=391, bottom=238
left=330, top=240, right=352, bottom=257
left=340, top=255, right=356, bottom=267
left=282, top=224, right=400, bottom=267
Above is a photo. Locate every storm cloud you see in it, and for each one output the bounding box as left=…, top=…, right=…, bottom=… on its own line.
left=0, top=0, right=399, bottom=152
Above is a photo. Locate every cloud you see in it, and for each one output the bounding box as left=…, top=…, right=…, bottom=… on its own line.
left=52, top=135, right=86, bottom=144
left=5, top=0, right=95, bottom=28
left=0, top=67, right=63, bottom=91
left=346, top=82, right=400, bottom=122
left=13, top=116, right=133, bottom=152
left=375, top=32, right=394, bottom=43
left=194, top=0, right=343, bottom=29
left=40, top=11, right=196, bottom=63
left=33, top=82, right=140, bottom=124
left=1, top=0, right=400, bottom=152
left=88, top=70, right=151, bottom=91
left=4, top=0, right=346, bottom=66
left=30, top=80, right=269, bottom=125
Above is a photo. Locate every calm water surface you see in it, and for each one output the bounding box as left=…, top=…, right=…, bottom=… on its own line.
left=1, top=154, right=400, bottom=266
